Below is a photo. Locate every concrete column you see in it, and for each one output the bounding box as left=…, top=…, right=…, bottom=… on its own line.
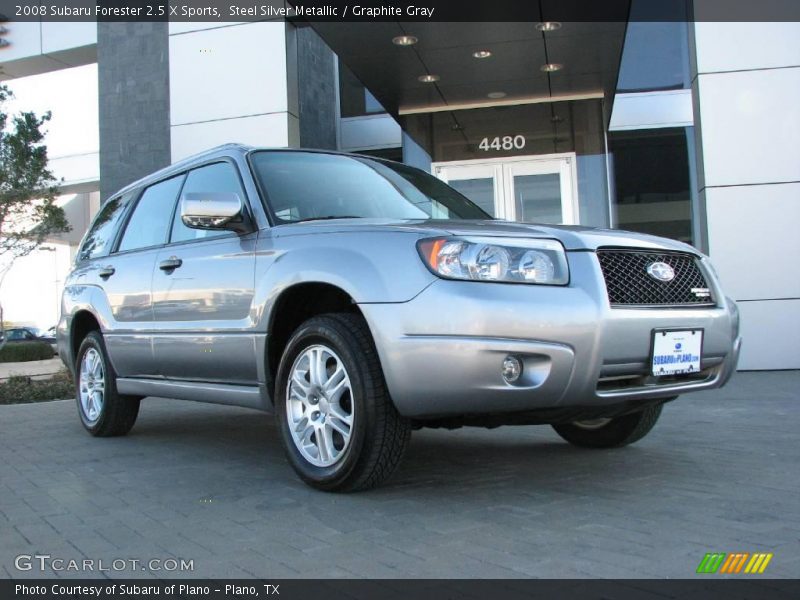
left=98, top=22, right=170, bottom=201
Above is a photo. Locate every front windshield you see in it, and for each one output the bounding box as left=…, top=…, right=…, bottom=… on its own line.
left=249, top=151, right=491, bottom=223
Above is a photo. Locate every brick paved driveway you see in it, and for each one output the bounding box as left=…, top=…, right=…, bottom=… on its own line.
left=1, top=372, right=798, bottom=579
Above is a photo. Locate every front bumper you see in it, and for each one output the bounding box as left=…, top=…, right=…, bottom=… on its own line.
left=359, top=251, right=741, bottom=419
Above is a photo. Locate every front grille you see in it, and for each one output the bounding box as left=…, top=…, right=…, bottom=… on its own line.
left=597, top=248, right=713, bottom=307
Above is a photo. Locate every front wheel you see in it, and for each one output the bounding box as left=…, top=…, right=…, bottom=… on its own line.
left=75, top=331, right=140, bottom=436
left=551, top=404, right=665, bottom=448
left=274, top=313, right=411, bottom=492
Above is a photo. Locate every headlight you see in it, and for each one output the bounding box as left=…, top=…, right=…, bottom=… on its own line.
left=417, top=237, right=569, bottom=285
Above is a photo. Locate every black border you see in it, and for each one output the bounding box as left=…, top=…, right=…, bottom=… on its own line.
left=2, top=0, right=800, bottom=23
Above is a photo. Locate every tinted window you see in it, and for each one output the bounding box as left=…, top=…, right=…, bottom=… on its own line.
left=610, top=127, right=693, bottom=243
left=118, top=176, right=184, bottom=253
left=250, top=152, right=490, bottom=223
left=616, top=21, right=690, bottom=92
left=170, top=162, right=243, bottom=243
left=339, top=60, right=386, bottom=118
left=6, top=329, right=33, bottom=341
left=78, top=193, right=133, bottom=261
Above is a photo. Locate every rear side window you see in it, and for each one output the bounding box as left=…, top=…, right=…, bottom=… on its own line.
left=78, top=193, right=133, bottom=261
left=117, top=175, right=184, bottom=253
left=170, top=162, right=243, bottom=243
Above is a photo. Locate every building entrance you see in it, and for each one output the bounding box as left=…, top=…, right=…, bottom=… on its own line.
left=433, top=153, right=579, bottom=225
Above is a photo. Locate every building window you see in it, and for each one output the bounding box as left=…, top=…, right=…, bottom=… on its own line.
left=610, top=128, right=693, bottom=244
left=616, top=21, right=690, bottom=93
left=338, top=60, right=385, bottom=118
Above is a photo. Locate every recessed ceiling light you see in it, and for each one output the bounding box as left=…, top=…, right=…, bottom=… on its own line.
left=487, top=91, right=507, bottom=99
left=392, top=35, right=418, bottom=46
left=536, top=21, right=562, bottom=32
left=418, top=74, right=440, bottom=83
left=472, top=50, right=492, bottom=59
left=540, top=63, right=563, bottom=73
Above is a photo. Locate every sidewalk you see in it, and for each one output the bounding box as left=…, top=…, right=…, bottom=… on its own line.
left=0, top=357, right=64, bottom=380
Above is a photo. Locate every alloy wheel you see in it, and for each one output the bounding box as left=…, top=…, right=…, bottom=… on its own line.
left=286, top=344, right=354, bottom=467
left=79, top=347, right=105, bottom=424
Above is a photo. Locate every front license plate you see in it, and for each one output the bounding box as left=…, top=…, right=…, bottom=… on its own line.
left=651, top=329, right=703, bottom=376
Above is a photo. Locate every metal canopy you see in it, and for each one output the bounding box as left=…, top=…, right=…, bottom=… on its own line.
left=308, top=20, right=629, bottom=119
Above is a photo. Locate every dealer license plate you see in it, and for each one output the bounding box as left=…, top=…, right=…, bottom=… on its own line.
left=651, top=329, right=703, bottom=376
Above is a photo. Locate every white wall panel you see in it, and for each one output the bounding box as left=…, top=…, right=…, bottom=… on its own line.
left=737, top=300, right=800, bottom=370
left=705, top=183, right=800, bottom=300
left=49, top=153, right=100, bottom=189
left=171, top=114, right=290, bottom=162
left=694, top=22, right=800, bottom=73
left=697, top=67, right=800, bottom=187
left=169, top=22, right=247, bottom=35
left=41, top=22, right=97, bottom=54
left=0, top=22, right=96, bottom=79
left=169, top=22, right=288, bottom=125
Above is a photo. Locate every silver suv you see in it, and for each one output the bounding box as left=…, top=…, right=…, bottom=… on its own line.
left=58, top=144, right=741, bottom=491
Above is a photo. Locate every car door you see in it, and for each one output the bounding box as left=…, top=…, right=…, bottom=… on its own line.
left=151, top=160, right=258, bottom=384
left=87, top=177, right=185, bottom=378
left=65, top=176, right=183, bottom=377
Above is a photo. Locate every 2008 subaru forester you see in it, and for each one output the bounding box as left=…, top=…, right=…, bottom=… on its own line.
left=58, top=144, right=741, bottom=491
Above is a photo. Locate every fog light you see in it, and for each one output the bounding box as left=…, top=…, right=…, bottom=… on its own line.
left=502, top=356, right=522, bottom=383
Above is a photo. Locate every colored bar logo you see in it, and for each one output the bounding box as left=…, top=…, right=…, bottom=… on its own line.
left=697, top=552, right=773, bottom=574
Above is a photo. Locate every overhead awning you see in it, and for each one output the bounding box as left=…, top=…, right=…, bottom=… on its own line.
left=306, top=20, right=629, bottom=121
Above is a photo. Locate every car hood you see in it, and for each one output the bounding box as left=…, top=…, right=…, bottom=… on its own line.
left=273, top=218, right=701, bottom=254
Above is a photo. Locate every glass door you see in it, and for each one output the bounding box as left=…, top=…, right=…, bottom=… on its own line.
left=433, top=154, right=579, bottom=224
left=432, top=163, right=505, bottom=218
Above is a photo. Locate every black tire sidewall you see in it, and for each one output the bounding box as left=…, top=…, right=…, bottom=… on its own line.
left=553, top=404, right=663, bottom=448
left=275, top=317, right=377, bottom=489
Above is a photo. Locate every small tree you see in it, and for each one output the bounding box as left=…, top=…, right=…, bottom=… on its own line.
left=0, top=84, right=70, bottom=346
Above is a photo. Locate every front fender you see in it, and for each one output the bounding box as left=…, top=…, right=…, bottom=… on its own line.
left=253, top=231, right=436, bottom=330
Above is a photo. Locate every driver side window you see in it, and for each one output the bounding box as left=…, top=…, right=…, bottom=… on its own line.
left=170, top=162, right=244, bottom=244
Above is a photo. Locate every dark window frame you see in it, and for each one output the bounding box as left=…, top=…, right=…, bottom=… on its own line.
left=76, top=191, right=137, bottom=263
left=106, top=156, right=255, bottom=257
left=164, top=158, right=253, bottom=248
left=112, top=173, right=187, bottom=256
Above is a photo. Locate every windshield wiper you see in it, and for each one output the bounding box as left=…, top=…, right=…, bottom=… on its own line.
left=293, top=215, right=363, bottom=223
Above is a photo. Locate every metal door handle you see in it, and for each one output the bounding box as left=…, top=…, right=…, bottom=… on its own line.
left=98, top=266, right=115, bottom=279
left=159, top=257, right=183, bottom=271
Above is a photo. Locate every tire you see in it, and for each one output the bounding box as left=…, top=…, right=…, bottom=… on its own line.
left=75, top=331, right=140, bottom=437
left=551, top=404, right=664, bottom=449
left=275, top=313, right=411, bottom=492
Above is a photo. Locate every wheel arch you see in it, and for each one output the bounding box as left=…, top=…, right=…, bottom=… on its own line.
left=70, top=310, right=102, bottom=372
left=265, top=281, right=368, bottom=398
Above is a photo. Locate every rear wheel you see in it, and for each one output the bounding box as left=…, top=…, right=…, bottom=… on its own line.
left=75, top=331, right=140, bottom=436
left=275, top=313, right=411, bottom=492
left=551, top=404, right=664, bottom=448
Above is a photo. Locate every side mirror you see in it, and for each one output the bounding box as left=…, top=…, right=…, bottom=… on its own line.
left=180, top=192, right=253, bottom=234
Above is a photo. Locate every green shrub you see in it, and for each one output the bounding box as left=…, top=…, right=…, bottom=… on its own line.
left=0, top=341, right=55, bottom=363
left=0, top=370, right=74, bottom=404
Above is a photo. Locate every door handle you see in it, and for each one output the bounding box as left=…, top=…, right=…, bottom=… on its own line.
left=159, top=257, right=183, bottom=271
left=98, top=266, right=115, bottom=279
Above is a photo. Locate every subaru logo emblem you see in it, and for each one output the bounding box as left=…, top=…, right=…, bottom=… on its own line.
left=646, top=261, right=675, bottom=282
